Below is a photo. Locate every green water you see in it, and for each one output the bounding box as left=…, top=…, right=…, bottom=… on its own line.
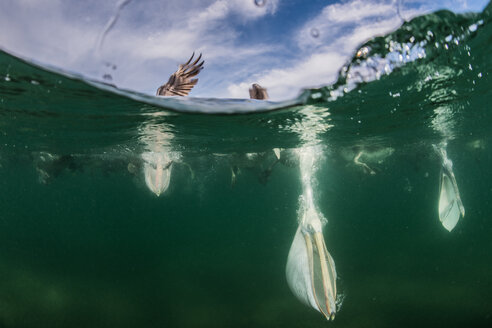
left=1, top=4, right=492, bottom=328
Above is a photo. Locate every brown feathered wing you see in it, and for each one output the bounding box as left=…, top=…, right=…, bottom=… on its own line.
left=156, top=53, right=204, bottom=96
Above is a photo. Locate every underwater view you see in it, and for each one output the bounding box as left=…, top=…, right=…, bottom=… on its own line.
left=1, top=0, right=492, bottom=327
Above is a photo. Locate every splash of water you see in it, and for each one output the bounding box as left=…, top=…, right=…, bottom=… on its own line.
left=297, top=145, right=323, bottom=225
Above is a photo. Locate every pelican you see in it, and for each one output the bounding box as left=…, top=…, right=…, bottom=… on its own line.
left=140, top=53, right=204, bottom=196
left=247, top=85, right=339, bottom=318
left=433, top=144, right=465, bottom=232
left=139, top=121, right=177, bottom=197
left=286, top=146, right=338, bottom=320
left=286, top=207, right=337, bottom=320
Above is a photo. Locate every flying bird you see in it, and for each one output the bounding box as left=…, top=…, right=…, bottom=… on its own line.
left=156, top=52, right=204, bottom=96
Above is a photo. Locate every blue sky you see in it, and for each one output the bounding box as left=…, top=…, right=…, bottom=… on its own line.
left=0, top=0, right=488, bottom=100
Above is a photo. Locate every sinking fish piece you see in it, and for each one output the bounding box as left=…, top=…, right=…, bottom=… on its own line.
left=434, top=145, right=465, bottom=232
left=142, top=151, right=173, bottom=196
left=286, top=208, right=337, bottom=320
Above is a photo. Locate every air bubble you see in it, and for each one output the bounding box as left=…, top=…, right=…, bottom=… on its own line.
left=254, top=0, right=266, bottom=7
left=310, top=28, right=320, bottom=38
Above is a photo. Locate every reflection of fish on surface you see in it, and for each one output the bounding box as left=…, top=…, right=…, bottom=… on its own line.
left=340, top=145, right=394, bottom=175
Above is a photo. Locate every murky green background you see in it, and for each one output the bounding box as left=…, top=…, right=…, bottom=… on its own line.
left=1, top=141, right=491, bottom=327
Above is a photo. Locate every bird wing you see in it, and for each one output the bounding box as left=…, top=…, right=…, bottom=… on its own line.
left=156, top=53, right=204, bottom=96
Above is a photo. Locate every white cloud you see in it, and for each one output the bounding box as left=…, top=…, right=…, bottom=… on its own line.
left=227, top=51, right=346, bottom=99
left=98, top=0, right=279, bottom=96
left=321, top=0, right=396, bottom=23
left=398, top=0, right=489, bottom=20
left=295, top=0, right=400, bottom=51
left=225, top=0, right=489, bottom=100
left=0, top=0, right=279, bottom=95
left=189, top=0, right=278, bottom=29
left=226, top=0, right=404, bottom=100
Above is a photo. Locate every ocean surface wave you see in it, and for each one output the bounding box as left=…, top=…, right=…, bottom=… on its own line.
left=1, top=4, right=491, bottom=154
